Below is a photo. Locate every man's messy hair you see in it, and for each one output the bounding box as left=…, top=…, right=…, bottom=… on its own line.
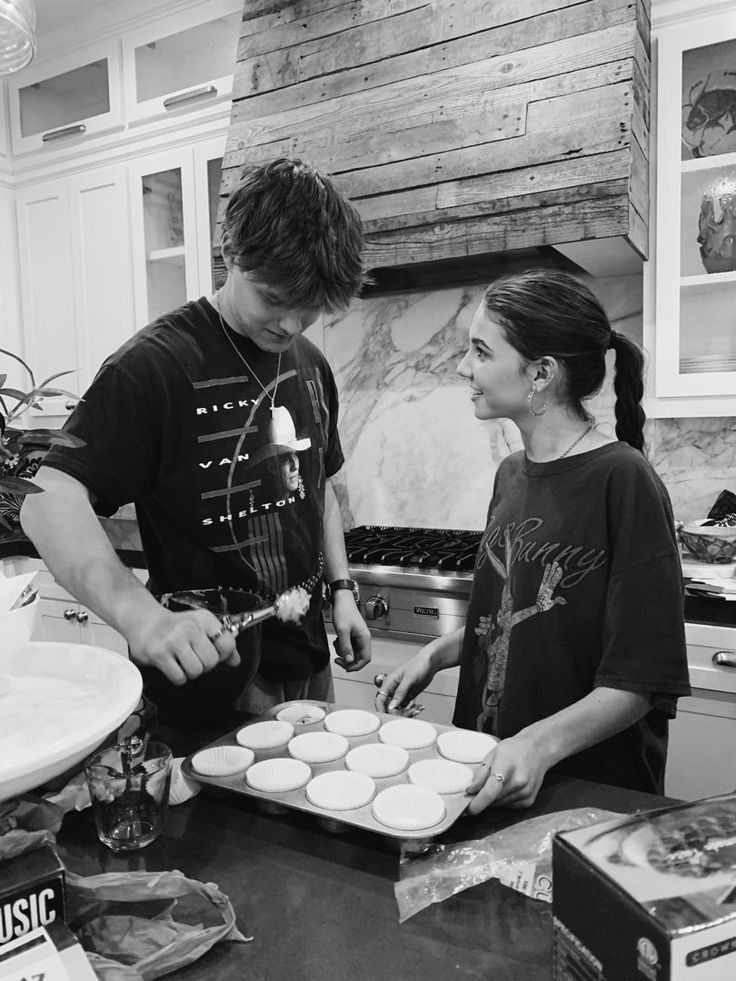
left=221, top=157, right=369, bottom=313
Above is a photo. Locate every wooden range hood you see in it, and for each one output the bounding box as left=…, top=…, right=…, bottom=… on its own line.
left=219, top=0, right=650, bottom=288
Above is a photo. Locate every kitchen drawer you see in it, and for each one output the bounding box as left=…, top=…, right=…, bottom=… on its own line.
left=685, top=622, right=736, bottom=696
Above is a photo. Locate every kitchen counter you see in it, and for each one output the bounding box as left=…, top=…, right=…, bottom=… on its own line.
left=55, top=776, right=675, bottom=980
left=0, top=525, right=145, bottom=569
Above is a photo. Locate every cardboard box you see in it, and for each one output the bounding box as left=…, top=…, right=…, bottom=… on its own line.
left=0, top=844, right=66, bottom=945
left=0, top=922, right=97, bottom=981
left=552, top=794, right=736, bottom=980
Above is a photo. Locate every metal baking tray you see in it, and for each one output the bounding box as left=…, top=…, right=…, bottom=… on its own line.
left=181, top=701, right=473, bottom=840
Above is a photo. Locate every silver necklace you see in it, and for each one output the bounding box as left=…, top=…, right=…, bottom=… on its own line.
left=557, top=421, right=594, bottom=460
left=214, top=294, right=281, bottom=412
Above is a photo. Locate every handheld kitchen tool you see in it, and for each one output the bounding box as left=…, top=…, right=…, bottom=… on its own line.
left=213, top=586, right=310, bottom=638
left=173, top=586, right=309, bottom=640
left=373, top=673, right=425, bottom=719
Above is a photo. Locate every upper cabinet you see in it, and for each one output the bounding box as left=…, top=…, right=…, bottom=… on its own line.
left=15, top=165, right=135, bottom=414
left=7, top=38, right=123, bottom=155
left=646, top=7, right=736, bottom=415
left=222, top=0, right=651, bottom=274
left=129, top=137, right=225, bottom=327
left=122, top=0, right=241, bottom=125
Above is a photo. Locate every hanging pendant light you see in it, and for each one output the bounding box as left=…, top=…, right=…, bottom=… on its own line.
left=0, top=0, right=36, bottom=75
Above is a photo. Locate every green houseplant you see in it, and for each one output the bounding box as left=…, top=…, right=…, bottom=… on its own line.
left=0, top=348, right=83, bottom=532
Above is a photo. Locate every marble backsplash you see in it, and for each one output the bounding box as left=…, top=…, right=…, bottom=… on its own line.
left=102, top=271, right=736, bottom=551
left=319, top=275, right=736, bottom=529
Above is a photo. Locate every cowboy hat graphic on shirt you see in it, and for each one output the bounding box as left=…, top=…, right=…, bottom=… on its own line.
left=247, top=406, right=312, bottom=467
left=244, top=406, right=311, bottom=499
left=267, top=406, right=312, bottom=454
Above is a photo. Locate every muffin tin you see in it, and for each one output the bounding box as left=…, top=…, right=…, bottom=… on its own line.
left=181, top=701, right=477, bottom=840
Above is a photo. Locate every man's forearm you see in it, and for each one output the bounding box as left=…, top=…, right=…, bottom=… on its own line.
left=20, top=468, right=159, bottom=638
left=322, top=479, right=350, bottom=581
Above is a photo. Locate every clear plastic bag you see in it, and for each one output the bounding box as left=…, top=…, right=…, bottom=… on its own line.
left=0, top=800, right=250, bottom=980
left=66, top=868, right=251, bottom=981
left=395, top=807, right=620, bottom=922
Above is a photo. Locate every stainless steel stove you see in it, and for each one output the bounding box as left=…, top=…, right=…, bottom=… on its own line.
left=342, top=525, right=481, bottom=643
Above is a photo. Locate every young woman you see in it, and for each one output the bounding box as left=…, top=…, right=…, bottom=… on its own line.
left=376, top=269, right=690, bottom=812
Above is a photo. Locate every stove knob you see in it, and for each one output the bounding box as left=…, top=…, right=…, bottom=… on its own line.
left=364, top=594, right=389, bottom=621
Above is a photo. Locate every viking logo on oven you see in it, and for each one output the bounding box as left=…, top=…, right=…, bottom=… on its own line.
left=414, top=606, right=439, bottom=618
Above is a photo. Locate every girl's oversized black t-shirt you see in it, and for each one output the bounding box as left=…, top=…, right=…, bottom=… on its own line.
left=452, top=442, right=691, bottom=795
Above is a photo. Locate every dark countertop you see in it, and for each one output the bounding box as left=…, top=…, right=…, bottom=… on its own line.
left=56, top=776, right=675, bottom=981
left=0, top=529, right=146, bottom=569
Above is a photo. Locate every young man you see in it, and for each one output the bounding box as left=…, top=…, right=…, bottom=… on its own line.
left=21, top=157, right=372, bottom=744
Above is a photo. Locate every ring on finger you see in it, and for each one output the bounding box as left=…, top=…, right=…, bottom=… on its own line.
left=210, top=628, right=223, bottom=642
left=479, top=762, right=505, bottom=784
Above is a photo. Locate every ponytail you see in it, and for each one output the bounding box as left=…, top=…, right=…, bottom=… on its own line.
left=610, top=332, right=645, bottom=452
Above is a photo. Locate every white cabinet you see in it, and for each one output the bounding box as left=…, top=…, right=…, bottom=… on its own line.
left=129, top=137, right=224, bottom=326
left=15, top=165, right=135, bottom=414
left=7, top=38, right=123, bottom=155
left=0, top=82, right=8, bottom=159
left=2, top=556, right=147, bottom=657
left=646, top=8, right=736, bottom=416
left=122, top=0, right=241, bottom=125
left=666, top=622, right=736, bottom=800
left=39, top=591, right=129, bottom=656
left=666, top=690, right=736, bottom=800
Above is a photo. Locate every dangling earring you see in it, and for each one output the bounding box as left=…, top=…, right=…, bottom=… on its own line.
left=297, top=476, right=305, bottom=499
left=527, top=388, right=547, bottom=417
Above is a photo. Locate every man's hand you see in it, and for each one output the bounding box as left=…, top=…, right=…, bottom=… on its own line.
left=126, top=606, right=240, bottom=685
left=331, top=591, right=372, bottom=672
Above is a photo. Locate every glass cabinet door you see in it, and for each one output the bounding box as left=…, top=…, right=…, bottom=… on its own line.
left=131, top=141, right=224, bottom=328
left=205, top=155, right=223, bottom=292
left=655, top=14, right=736, bottom=400
left=18, top=59, right=110, bottom=139
left=141, top=167, right=187, bottom=321
left=679, top=39, right=736, bottom=377
left=7, top=38, right=123, bottom=153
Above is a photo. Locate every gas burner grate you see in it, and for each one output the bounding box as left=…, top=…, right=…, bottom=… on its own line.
left=345, top=525, right=482, bottom=571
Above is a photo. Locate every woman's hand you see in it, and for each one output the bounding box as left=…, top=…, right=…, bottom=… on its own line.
left=464, top=733, right=547, bottom=813
left=374, top=651, right=435, bottom=713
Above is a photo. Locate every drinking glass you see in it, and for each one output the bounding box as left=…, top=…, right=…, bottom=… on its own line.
left=85, top=736, right=172, bottom=852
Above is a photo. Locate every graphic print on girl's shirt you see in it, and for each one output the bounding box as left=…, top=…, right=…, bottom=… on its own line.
left=474, top=526, right=568, bottom=731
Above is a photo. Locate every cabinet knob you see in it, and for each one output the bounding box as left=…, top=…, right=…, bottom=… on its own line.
left=364, top=595, right=389, bottom=621
left=76, top=610, right=89, bottom=624
left=713, top=651, right=736, bottom=668
left=63, top=607, right=77, bottom=620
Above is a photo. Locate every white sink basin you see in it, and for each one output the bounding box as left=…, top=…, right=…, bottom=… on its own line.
left=0, top=641, right=143, bottom=802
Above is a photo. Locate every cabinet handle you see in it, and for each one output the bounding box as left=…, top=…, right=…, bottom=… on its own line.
left=42, top=123, right=87, bottom=143
left=713, top=651, right=736, bottom=668
left=63, top=608, right=77, bottom=620
left=163, top=85, right=217, bottom=110
left=76, top=610, right=89, bottom=624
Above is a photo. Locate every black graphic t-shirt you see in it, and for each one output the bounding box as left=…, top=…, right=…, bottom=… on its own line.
left=43, top=298, right=344, bottom=699
left=452, top=442, right=691, bottom=795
